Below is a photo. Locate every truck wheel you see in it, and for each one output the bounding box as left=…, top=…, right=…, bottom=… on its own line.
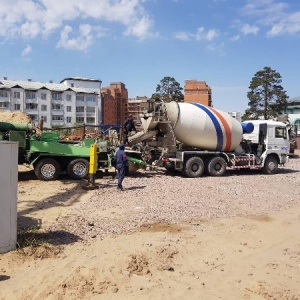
left=164, top=161, right=175, bottom=172
left=207, top=156, right=227, bottom=177
left=263, top=156, right=278, bottom=174
left=34, top=158, right=61, bottom=181
left=67, top=158, right=89, bottom=180
left=184, top=157, right=204, bottom=178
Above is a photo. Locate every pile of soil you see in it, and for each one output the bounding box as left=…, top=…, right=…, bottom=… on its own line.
left=0, top=110, right=31, bottom=123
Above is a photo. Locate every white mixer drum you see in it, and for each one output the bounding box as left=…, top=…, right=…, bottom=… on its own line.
left=165, top=102, right=243, bottom=152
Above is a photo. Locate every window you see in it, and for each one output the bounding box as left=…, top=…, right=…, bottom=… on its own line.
left=86, top=95, right=96, bottom=102
left=14, top=104, right=20, bottom=110
left=87, top=117, right=95, bottom=123
left=28, top=115, right=38, bottom=121
left=52, top=115, right=63, bottom=121
left=51, top=104, right=63, bottom=110
left=52, top=93, right=62, bottom=100
left=66, top=116, right=72, bottom=123
left=25, top=91, right=36, bottom=99
left=25, top=103, right=38, bottom=110
left=76, top=117, right=84, bottom=123
left=66, top=106, right=72, bottom=112
left=86, top=107, right=95, bottom=113
left=0, top=91, right=8, bottom=98
left=41, top=105, right=47, bottom=111
left=0, top=102, right=8, bottom=108
left=76, top=106, right=84, bottom=112
left=275, top=127, right=287, bottom=139
left=41, top=93, right=47, bottom=100
left=66, top=94, right=72, bottom=101
left=41, top=116, right=47, bottom=122
left=76, top=95, right=84, bottom=101
left=13, top=92, right=20, bottom=99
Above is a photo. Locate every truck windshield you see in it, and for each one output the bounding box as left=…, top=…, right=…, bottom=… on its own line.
left=275, top=127, right=287, bottom=139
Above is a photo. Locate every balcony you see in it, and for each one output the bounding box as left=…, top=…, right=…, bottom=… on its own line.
left=24, top=109, right=38, bottom=114
left=51, top=120, right=65, bottom=127
left=51, top=99, right=63, bottom=104
left=51, top=109, right=64, bottom=115
left=25, top=98, right=38, bottom=104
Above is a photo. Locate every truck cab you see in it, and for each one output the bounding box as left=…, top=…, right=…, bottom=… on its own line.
left=242, top=120, right=290, bottom=170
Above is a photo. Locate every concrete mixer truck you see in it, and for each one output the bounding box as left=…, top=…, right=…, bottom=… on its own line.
left=128, top=99, right=290, bottom=178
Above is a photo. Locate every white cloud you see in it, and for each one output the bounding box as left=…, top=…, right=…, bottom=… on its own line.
left=267, top=12, right=300, bottom=36
left=21, top=44, right=32, bottom=56
left=124, top=16, right=157, bottom=40
left=240, top=23, right=259, bottom=35
left=0, top=0, right=154, bottom=49
left=243, top=0, right=288, bottom=20
left=242, top=0, right=300, bottom=36
left=196, top=27, right=219, bottom=41
left=174, top=31, right=193, bottom=41
left=57, top=24, right=105, bottom=51
left=174, top=27, right=219, bottom=42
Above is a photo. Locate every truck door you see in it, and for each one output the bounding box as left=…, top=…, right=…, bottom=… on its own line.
left=267, top=125, right=289, bottom=153
left=257, top=123, right=267, bottom=156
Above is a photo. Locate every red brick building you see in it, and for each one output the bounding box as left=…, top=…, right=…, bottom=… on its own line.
left=101, top=82, right=128, bottom=125
left=184, top=80, right=212, bottom=106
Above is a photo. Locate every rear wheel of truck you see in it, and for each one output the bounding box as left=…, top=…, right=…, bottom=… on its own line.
left=207, top=156, right=227, bottom=176
left=67, top=158, right=89, bottom=180
left=34, top=158, right=61, bottom=181
left=184, top=157, right=204, bottom=178
left=262, top=156, right=278, bottom=174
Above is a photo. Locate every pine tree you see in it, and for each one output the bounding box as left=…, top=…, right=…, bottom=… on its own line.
left=243, top=67, right=288, bottom=120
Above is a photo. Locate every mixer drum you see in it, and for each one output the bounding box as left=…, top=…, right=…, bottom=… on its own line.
left=165, top=102, right=243, bottom=152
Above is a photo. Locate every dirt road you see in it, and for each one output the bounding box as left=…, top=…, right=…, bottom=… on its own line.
left=0, top=154, right=300, bottom=300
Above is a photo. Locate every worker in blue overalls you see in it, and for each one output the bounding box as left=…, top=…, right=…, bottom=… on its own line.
left=115, top=144, right=128, bottom=191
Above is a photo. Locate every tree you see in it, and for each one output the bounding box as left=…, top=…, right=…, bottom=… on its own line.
left=152, top=76, right=184, bottom=102
left=243, top=67, right=288, bottom=120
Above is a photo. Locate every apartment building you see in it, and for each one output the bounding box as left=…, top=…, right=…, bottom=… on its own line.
left=184, top=80, right=212, bottom=106
left=0, top=77, right=101, bottom=128
left=101, top=82, right=128, bottom=125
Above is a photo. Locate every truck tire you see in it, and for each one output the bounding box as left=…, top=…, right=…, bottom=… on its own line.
left=262, top=156, right=278, bottom=174
left=34, top=158, right=61, bottom=181
left=207, top=156, right=227, bottom=177
left=67, top=158, right=89, bottom=180
left=164, top=161, right=175, bottom=172
left=184, top=157, right=204, bottom=178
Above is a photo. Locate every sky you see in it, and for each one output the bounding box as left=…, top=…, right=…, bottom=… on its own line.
left=0, top=0, right=300, bottom=113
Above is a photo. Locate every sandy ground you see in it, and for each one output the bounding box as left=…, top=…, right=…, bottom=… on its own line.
left=1, top=152, right=300, bottom=300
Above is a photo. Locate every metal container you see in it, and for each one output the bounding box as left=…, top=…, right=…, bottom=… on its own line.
left=0, top=142, right=18, bottom=253
left=165, top=102, right=243, bottom=151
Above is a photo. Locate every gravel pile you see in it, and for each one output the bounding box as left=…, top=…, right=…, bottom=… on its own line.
left=0, top=110, right=31, bottom=123
left=50, top=156, right=300, bottom=242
